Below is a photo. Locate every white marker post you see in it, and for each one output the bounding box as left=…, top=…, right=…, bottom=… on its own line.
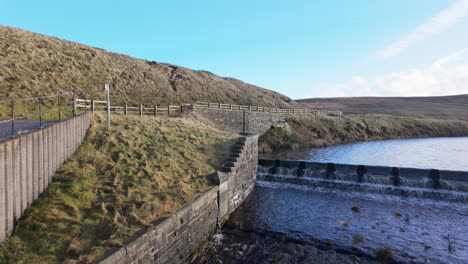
left=104, top=83, right=110, bottom=129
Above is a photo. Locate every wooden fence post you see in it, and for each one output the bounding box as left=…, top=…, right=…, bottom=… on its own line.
left=72, top=94, right=76, bottom=116
left=139, top=104, right=143, bottom=116
left=154, top=105, right=157, bottom=116
left=91, top=100, right=95, bottom=114
left=167, top=106, right=171, bottom=116
left=124, top=102, right=128, bottom=115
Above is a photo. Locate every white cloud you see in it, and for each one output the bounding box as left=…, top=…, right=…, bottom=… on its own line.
left=376, top=0, right=468, bottom=59
left=306, top=48, right=468, bottom=98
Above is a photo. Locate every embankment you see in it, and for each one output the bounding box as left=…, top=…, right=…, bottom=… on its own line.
left=259, top=114, right=468, bottom=152
left=99, top=135, right=259, bottom=264
left=0, top=114, right=236, bottom=263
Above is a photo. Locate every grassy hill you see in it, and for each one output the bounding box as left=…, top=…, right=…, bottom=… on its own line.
left=0, top=26, right=298, bottom=108
left=297, top=94, right=468, bottom=121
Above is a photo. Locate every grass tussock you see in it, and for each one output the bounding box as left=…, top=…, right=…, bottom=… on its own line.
left=0, top=114, right=235, bottom=263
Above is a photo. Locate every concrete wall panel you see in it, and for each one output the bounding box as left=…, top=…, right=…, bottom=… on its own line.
left=32, top=132, right=39, bottom=200
left=26, top=134, right=33, bottom=206
left=13, top=139, right=21, bottom=220
left=0, top=144, right=5, bottom=242
left=4, top=141, right=14, bottom=236
left=20, top=137, right=27, bottom=214
left=0, top=113, right=90, bottom=243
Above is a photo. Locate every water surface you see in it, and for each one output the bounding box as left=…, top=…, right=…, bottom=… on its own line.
left=228, top=182, right=468, bottom=263
left=261, top=137, right=468, bottom=171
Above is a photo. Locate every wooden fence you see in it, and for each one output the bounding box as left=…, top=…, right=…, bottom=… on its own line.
left=74, top=99, right=189, bottom=116
left=193, top=102, right=342, bottom=116
left=75, top=99, right=343, bottom=117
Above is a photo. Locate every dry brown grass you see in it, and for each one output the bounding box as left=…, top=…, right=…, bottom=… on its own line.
left=0, top=26, right=298, bottom=109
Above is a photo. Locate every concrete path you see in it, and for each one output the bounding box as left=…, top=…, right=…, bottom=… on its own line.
left=0, top=120, right=57, bottom=140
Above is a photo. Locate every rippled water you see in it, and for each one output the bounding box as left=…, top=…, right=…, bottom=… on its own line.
left=261, top=137, right=468, bottom=171
left=228, top=182, right=468, bottom=264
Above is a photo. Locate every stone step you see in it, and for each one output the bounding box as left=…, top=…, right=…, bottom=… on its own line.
left=235, top=141, right=245, bottom=147
left=230, top=153, right=240, bottom=158
left=231, top=146, right=243, bottom=152
left=227, top=157, right=238, bottom=163
left=223, top=162, right=235, bottom=168
left=220, top=166, right=233, bottom=173
left=231, top=149, right=242, bottom=155
left=237, top=137, right=247, bottom=143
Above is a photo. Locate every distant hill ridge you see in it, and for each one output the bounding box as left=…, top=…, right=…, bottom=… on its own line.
left=0, top=25, right=298, bottom=108
left=297, top=94, right=468, bottom=121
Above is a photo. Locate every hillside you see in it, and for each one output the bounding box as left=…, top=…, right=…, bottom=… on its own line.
left=0, top=26, right=298, bottom=108
left=297, top=94, right=468, bottom=121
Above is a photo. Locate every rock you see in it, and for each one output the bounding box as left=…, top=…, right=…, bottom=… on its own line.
left=273, top=253, right=295, bottom=264
left=284, top=243, right=304, bottom=257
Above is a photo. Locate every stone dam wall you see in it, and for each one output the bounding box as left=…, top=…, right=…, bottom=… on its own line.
left=193, top=107, right=284, bottom=134
left=0, top=113, right=91, bottom=243
left=258, top=159, right=468, bottom=202
left=99, top=134, right=259, bottom=264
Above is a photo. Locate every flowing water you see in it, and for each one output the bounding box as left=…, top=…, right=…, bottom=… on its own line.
left=226, top=182, right=468, bottom=263
left=195, top=137, right=468, bottom=263
left=261, top=137, right=468, bottom=171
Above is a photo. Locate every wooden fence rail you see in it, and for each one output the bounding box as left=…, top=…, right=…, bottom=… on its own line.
left=74, top=99, right=184, bottom=116
left=74, top=99, right=343, bottom=117
left=194, top=101, right=342, bottom=116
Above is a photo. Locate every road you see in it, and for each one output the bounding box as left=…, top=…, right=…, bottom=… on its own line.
left=0, top=120, right=57, bottom=140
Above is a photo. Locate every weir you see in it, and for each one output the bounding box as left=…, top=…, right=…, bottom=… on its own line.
left=202, top=158, right=468, bottom=264
left=99, top=140, right=468, bottom=263
left=258, top=158, right=468, bottom=203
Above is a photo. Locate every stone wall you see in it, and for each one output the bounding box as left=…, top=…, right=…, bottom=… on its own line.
left=98, top=135, right=259, bottom=264
left=0, top=113, right=91, bottom=243
left=217, top=135, right=259, bottom=221
left=99, top=187, right=219, bottom=264
left=193, top=107, right=284, bottom=134
left=258, top=159, right=468, bottom=202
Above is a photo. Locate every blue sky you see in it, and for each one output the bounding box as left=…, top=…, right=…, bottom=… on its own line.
left=1, top=0, right=468, bottom=99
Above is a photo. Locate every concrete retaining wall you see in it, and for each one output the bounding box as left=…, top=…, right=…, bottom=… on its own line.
left=193, top=107, right=284, bottom=134
left=99, top=135, right=259, bottom=264
left=0, top=113, right=91, bottom=243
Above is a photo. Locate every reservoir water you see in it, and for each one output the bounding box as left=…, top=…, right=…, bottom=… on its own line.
left=260, top=137, right=468, bottom=171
